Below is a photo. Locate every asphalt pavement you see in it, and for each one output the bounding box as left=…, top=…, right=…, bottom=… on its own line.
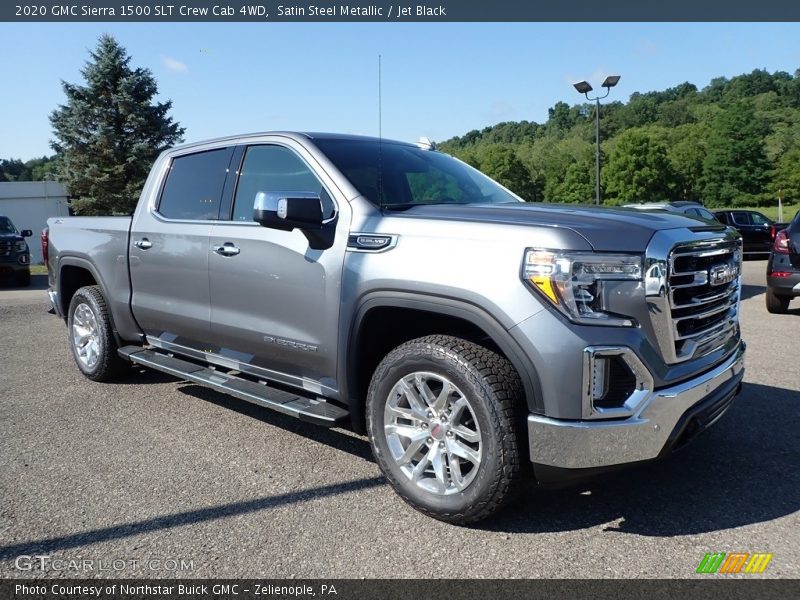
left=0, top=264, right=797, bottom=578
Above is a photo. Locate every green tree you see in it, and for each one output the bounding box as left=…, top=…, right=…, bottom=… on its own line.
left=668, top=124, right=708, bottom=200
left=50, top=34, right=184, bottom=215
left=555, top=159, right=595, bottom=203
left=771, top=145, right=800, bottom=204
left=602, top=129, right=675, bottom=203
left=701, top=101, right=769, bottom=206
left=476, top=145, right=538, bottom=200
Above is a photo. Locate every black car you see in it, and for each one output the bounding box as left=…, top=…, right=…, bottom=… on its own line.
left=766, top=210, right=800, bottom=313
left=0, top=215, right=32, bottom=286
left=713, top=209, right=776, bottom=256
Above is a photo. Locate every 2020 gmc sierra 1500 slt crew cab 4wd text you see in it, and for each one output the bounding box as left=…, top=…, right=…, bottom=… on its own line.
left=46, top=132, right=746, bottom=523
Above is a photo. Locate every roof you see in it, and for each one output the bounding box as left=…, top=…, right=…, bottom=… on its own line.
left=624, top=200, right=704, bottom=208
left=170, top=131, right=416, bottom=153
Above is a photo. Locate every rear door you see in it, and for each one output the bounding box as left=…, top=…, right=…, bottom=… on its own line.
left=130, top=146, right=234, bottom=351
left=207, top=140, right=349, bottom=393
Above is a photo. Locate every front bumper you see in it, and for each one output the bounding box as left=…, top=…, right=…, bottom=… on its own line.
left=0, top=255, right=30, bottom=276
left=527, top=341, right=745, bottom=470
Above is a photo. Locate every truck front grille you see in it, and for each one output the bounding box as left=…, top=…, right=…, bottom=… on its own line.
left=0, top=241, right=11, bottom=257
left=667, top=239, right=741, bottom=362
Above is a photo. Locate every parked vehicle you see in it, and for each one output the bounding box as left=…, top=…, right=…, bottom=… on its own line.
left=713, top=209, right=784, bottom=256
left=766, top=210, right=800, bottom=313
left=0, top=215, right=32, bottom=286
left=624, top=201, right=718, bottom=222
left=46, top=132, right=746, bottom=523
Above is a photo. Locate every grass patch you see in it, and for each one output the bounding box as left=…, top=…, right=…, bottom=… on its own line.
left=29, top=265, right=48, bottom=275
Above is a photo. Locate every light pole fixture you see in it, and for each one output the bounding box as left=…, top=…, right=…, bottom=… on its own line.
left=573, top=75, right=620, bottom=205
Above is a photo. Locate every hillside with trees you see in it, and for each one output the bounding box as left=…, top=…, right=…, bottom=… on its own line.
left=4, top=66, right=799, bottom=213
left=438, top=69, right=800, bottom=208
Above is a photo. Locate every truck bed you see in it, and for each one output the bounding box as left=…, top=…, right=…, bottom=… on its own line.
left=46, top=216, right=135, bottom=338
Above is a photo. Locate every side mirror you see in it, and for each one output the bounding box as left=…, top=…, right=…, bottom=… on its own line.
left=253, top=191, right=323, bottom=232
left=21, top=229, right=32, bottom=237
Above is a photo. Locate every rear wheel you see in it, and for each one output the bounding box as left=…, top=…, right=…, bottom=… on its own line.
left=765, top=287, right=790, bottom=314
left=366, top=335, right=523, bottom=524
left=67, top=285, right=125, bottom=381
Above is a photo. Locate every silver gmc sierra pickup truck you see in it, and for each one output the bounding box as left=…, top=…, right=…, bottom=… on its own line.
left=46, top=132, right=745, bottom=523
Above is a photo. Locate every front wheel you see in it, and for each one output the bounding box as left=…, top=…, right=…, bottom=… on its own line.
left=366, top=335, right=523, bottom=524
left=67, top=285, right=125, bottom=382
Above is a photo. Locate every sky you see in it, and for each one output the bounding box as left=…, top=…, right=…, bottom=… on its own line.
left=2, top=22, right=800, bottom=160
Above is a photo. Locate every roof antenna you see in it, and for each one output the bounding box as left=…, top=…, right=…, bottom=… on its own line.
left=378, top=54, right=385, bottom=209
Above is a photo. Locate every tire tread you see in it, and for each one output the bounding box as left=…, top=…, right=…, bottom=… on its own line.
left=68, top=285, right=125, bottom=382
left=366, top=334, right=523, bottom=524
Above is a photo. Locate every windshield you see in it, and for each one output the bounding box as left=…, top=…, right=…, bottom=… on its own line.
left=0, top=217, right=18, bottom=234
left=313, top=139, right=522, bottom=208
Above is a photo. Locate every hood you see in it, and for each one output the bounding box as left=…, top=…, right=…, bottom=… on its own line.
left=384, top=203, right=726, bottom=252
left=0, top=233, right=23, bottom=242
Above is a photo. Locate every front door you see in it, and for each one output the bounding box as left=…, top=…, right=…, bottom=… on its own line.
left=208, top=141, right=349, bottom=394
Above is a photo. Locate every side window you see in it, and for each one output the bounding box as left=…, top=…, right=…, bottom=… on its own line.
left=731, top=212, right=752, bottom=226
left=698, top=208, right=716, bottom=220
left=685, top=208, right=700, bottom=216
left=750, top=212, right=771, bottom=226
left=232, top=145, right=331, bottom=222
left=158, top=148, right=231, bottom=220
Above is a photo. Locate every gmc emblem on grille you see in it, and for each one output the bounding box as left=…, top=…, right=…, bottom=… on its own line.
left=709, top=262, right=736, bottom=286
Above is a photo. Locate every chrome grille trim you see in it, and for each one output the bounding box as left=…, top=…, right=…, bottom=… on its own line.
left=645, top=228, right=743, bottom=365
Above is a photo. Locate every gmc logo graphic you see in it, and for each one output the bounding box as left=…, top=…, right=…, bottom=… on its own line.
left=708, top=262, right=736, bottom=286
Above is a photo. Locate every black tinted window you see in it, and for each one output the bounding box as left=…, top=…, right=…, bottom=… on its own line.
left=232, top=146, right=324, bottom=222
left=158, top=148, right=231, bottom=220
left=731, top=212, right=752, bottom=225
left=750, top=212, right=771, bottom=225
left=0, top=217, right=17, bottom=234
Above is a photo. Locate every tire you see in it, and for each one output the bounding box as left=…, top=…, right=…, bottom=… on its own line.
left=765, top=287, right=790, bottom=314
left=366, top=335, right=523, bottom=524
left=15, top=269, right=30, bottom=287
left=67, top=285, right=125, bottom=382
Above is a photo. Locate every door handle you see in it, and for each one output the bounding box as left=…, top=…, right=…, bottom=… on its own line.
left=213, top=243, right=240, bottom=257
left=134, top=238, right=152, bottom=250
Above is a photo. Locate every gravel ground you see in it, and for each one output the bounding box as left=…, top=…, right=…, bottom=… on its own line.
left=0, top=263, right=797, bottom=579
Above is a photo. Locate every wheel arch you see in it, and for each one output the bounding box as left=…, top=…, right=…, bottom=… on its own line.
left=57, top=257, right=124, bottom=345
left=344, top=292, right=543, bottom=433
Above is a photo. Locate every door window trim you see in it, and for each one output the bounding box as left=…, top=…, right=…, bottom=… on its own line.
left=151, top=146, right=236, bottom=224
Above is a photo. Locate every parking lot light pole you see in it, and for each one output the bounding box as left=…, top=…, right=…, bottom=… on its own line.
left=573, top=75, right=621, bottom=205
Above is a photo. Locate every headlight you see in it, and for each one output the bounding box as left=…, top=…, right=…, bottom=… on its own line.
left=14, top=240, right=27, bottom=253
left=523, top=249, right=642, bottom=327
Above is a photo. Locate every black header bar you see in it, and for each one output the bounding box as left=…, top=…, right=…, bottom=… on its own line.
left=4, top=1, right=800, bottom=22
left=1, top=579, right=797, bottom=600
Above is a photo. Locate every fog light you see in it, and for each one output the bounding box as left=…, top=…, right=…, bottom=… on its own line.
left=583, top=346, right=654, bottom=419
left=591, top=357, right=609, bottom=401
left=18, top=254, right=29, bottom=264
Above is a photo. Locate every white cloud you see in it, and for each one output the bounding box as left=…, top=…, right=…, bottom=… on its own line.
left=162, top=56, right=188, bottom=72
